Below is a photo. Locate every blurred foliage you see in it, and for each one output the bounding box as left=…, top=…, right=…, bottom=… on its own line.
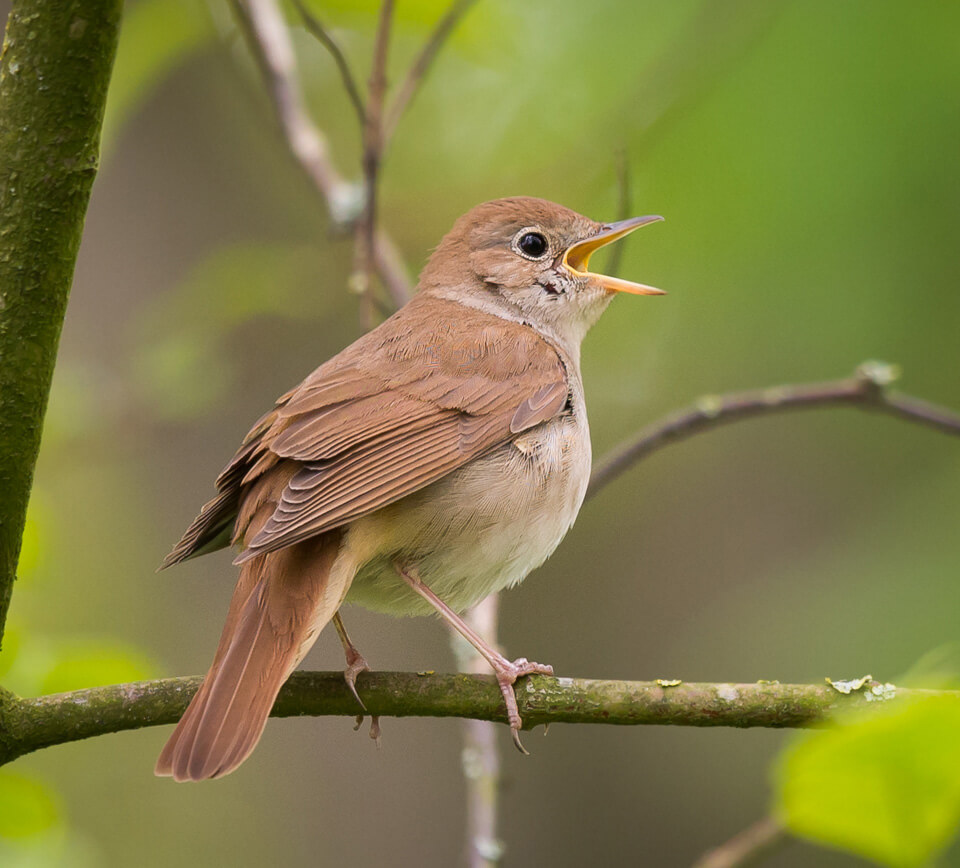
left=0, top=770, right=99, bottom=868
left=0, top=497, right=155, bottom=863
left=101, top=0, right=218, bottom=154
left=38, top=639, right=155, bottom=695
left=773, top=653, right=960, bottom=866
left=776, top=696, right=960, bottom=867
left=132, top=242, right=332, bottom=419
left=0, top=621, right=153, bottom=706
left=0, top=771, right=61, bottom=840
left=0, top=499, right=158, bottom=700
left=1, top=0, right=959, bottom=865
left=896, top=645, right=960, bottom=693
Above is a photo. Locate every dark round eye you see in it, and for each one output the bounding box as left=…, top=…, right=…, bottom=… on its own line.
left=517, top=231, right=548, bottom=259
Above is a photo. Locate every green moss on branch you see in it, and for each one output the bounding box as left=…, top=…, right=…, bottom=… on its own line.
left=0, top=672, right=955, bottom=766
left=0, top=0, right=123, bottom=645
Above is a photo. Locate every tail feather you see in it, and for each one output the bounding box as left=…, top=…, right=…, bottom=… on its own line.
left=156, top=530, right=347, bottom=781
left=179, top=578, right=272, bottom=781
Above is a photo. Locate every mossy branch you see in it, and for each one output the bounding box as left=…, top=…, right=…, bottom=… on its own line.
left=0, top=360, right=956, bottom=765
left=0, top=0, right=123, bottom=646
left=0, top=673, right=955, bottom=766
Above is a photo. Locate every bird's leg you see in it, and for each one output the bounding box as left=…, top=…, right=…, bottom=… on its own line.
left=394, top=562, right=553, bottom=754
left=333, top=611, right=381, bottom=742
left=332, top=611, right=370, bottom=711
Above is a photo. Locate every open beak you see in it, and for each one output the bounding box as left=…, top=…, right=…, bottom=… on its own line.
left=562, top=215, right=665, bottom=295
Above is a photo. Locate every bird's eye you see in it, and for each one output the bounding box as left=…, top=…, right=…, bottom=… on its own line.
left=516, top=231, right=548, bottom=259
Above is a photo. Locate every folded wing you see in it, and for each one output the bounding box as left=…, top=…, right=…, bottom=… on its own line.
left=161, top=294, right=570, bottom=568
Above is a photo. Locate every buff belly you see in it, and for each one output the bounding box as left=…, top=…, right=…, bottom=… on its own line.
left=342, top=413, right=591, bottom=617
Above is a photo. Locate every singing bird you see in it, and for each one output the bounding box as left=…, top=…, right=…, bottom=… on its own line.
left=156, top=197, right=663, bottom=781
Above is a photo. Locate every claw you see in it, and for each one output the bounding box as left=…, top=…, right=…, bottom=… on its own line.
left=391, top=563, right=554, bottom=755
left=511, top=728, right=530, bottom=755
left=352, top=713, right=383, bottom=746
left=333, top=612, right=371, bottom=711
left=343, top=654, right=370, bottom=711
left=493, top=657, right=554, bottom=755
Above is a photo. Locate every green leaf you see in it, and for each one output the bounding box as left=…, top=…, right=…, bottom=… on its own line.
left=775, top=695, right=960, bottom=867
left=40, top=639, right=156, bottom=694
left=101, top=0, right=217, bottom=153
left=0, top=771, right=61, bottom=839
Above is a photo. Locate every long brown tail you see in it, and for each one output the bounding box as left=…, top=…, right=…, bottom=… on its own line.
left=155, top=530, right=346, bottom=781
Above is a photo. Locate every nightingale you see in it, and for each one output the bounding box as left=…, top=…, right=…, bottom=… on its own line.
left=155, top=197, right=663, bottom=781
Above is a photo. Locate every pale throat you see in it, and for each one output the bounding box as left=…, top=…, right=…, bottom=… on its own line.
left=426, top=284, right=610, bottom=362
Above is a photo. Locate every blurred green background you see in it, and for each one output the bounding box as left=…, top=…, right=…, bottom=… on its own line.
left=1, top=0, right=959, bottom=865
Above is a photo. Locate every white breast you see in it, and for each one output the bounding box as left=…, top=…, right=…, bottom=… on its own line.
left=344, top=407, right=592, bottom=617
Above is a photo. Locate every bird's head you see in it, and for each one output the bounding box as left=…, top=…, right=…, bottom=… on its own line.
left=420, top=196, right=664, bottom=348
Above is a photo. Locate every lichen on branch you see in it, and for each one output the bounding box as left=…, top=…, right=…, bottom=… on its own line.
left=0, top=671, right=954, bottom=766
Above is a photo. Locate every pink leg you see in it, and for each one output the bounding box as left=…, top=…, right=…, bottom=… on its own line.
left=334, top=612, right=381, bottom=742
left=395, top=563, right=553, bottom=754
left=333, top=612, right=371, bottom=710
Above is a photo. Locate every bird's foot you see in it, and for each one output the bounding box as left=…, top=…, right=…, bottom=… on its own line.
left=352, top=713, right=382, bottom=746
left=332, top=612, right=371, bottom=711
left=390, top=562, right=554, bottom=754
left=490, top=657, right=554, bottom=755
left=342, top=646, right=371, bottom=711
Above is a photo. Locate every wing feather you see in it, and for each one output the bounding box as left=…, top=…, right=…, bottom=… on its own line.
left=164, top=294, right=571, bottom=567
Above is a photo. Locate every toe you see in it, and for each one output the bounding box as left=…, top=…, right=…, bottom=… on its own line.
left=511, top=727, right=530, bottom=756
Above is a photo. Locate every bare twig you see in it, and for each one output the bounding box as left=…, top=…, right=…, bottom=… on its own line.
left=454, top=597, right=505, bottom=868
left=232, top=0, right=355, bottom=221
left=877, top=390, right=960, bottom=434
left=231, top=6, right=478, bottom=854
left=604, top=147, right=632, bottom=279
left=230, top=0, right=412, bottom=306
left=291, top=0, right=366, bottom=126
left=373, top=228, right=413, bottom=307
left=588, top=362, right=960, bottom=499
left=693, top=817, right=786, bottom=868
left=352, top=0, right=395, bottom=329
left=383, top=0, right=480, bottom=146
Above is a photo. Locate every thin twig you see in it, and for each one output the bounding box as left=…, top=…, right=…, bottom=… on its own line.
left=232, top=0, right=355, bottom=221
left=878, top=391, right=960, bottom=434
left=588, top=362, right=960, bottom=499
left=231, top=0, right=412, bottom=306
left=2, top=674, right=953, bottom=766
left=353, top=0, right=395, bottom=329
left=604, top=147, right=632, bottom=279
left=692, top=817, right=786, bottom=868
left=383, top=0, right=480, bottom=146
left=292, top=0, right=366, bottom=126
left=454, top=597, right=504, bottom=868
left=373, top=228, right=413, bottom=307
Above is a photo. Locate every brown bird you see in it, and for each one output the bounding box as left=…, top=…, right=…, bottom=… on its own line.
left=155, top=197, right=663, bottom=781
